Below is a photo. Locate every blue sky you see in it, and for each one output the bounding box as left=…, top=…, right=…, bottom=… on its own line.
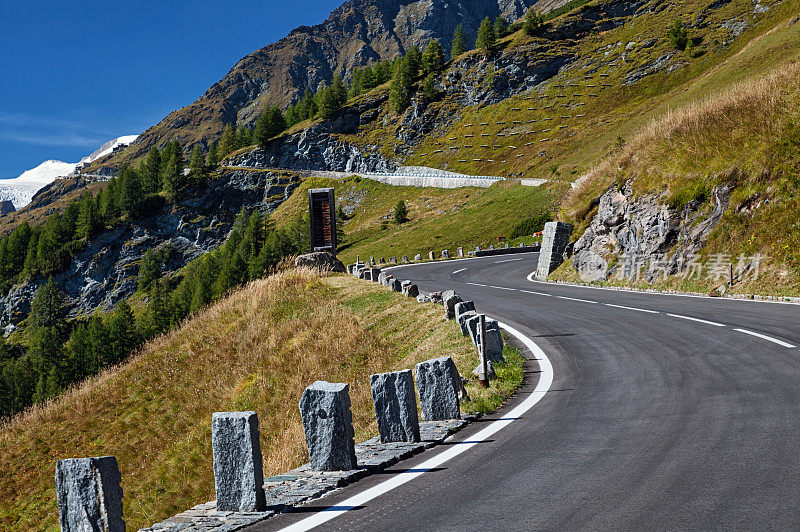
left=0, top=0, right=342, bottom=178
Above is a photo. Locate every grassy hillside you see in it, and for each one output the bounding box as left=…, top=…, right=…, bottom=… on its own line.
left=0, top=268, right=522, bottom=531
left=339, top=0, right=797, bottom=183
left=270, top=176, right=556, bottom=264
left=551, top=51, right=800, bottom=296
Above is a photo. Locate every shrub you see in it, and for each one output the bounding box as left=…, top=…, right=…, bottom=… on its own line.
left=510, top=213, right=551, bottom=239
left=668, top=19, right=689, bottom=51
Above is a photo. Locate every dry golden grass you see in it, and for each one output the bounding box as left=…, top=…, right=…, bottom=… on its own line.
left=0, top=268, right=480, bottom=531
left=564, top=59, right=800, bottom=219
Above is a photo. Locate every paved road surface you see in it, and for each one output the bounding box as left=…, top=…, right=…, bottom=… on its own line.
left=249, top=253, right=800, bottom=531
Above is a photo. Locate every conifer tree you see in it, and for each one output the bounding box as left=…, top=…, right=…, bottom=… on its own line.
left=219, top=125, right=238, bottom=156
left=141, top=147, right=162, bottom=193
left=389, top=58, right=413, bottom=114
left=476, top=17, right=496, bottom=53
left=405, top=46, right=423, bottom=76
left=422, top=39, right=445, bottom=74
left=494, top=16, right=509, bottom=38
left=206, top=143, right=219, bottom=167
left=162, top=145, right=186, bottom=203
left=120, top=166, right=143, bottom=217
left=107, top=301, right=139, bottom=365
left=451, top=23, right=468, bottom=59
left=138, top=248, right=161, bottom=292
left=76, top=193, right=100, bottom=240
left=524, top=9, right=545, bottom=36
left=27, top=278, right=67, bottom=379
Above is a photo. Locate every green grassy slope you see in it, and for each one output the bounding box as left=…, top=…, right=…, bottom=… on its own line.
left=0, top=269, right=522, bottom=530
left=339, top=0, right=796, bottom=184
left=270, top=176, right=556, bottom=264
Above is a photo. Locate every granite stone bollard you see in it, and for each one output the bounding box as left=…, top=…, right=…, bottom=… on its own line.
left=368, top=268, right=382, bottom=282
left=390, top=256, right=397, bottom=264
left=417, top=294, right=431, bottom=303
left=443, top=291, right=463, bottom=320
left=466, top=316, right=505, bottom=363
left=405, top=284, right=420, bottom=298
left=380, top=257, right=386, bottom=264
left=428, top=251, right=436, bottom=261
left=429, top=291, right=444, bottom=305
left=211, top=412, right=266, bottom=512
left=377, top=272, right=389, bottom=285
left=536, top=221, right=574, bottom=280
left=454, top=301, right=475, bottom=324
left=442, top=250, right=450, bottom=259
left=401, top=280, right=412, bottom=292
left=458, top=247, right=464, bottom=257
left=458, top=310, right=478, bottom=336
left=414, top=357, right=461, bottom=421
left=56, top=456, right=125, bottom=532
left=389, top=279, right=403, bottom=292
left=414, top=254, right=422, bottom=261
left=299, top=381, right=358, bottom=471
left=370, top=370, right=421, bottom=443
left=402, top=255, right=409, bottom=263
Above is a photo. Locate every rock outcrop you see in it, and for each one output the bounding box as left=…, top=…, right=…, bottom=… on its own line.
left=0, top=170, right=300, bottom=332
left=572, top=183, right=732, bottom=282
left=125, top=0, right=541, bottom=159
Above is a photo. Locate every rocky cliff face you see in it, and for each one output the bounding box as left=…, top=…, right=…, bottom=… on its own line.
left=125, top=0, right=546, bottom=160
left=571, top=183, right=731, bottom=282
left=0, top=170, right=300, bottom=333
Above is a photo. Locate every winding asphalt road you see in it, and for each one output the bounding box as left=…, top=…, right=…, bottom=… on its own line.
left=250, top=253, right=800, bottom=531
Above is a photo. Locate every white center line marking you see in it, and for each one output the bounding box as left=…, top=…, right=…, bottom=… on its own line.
left=605, top=303, right=659, bottom=314
left=279, top=322, right=553, bottom=532
left=451, top=268, right=467, bottom=275
left=519, top=290, right=553, bottom=297
left=733, top=328, right=797, bottom=348
left=488, top=285, right=517, bottom=291
left=466, top=282, right=488, bottom=287
left=666, top=313, right=725, bottom=327
left=557, top=296, right=598, bottom=304
left=494, top=258, right=524, bottom=264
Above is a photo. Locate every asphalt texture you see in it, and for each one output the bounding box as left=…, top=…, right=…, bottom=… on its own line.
left=249, top=253, right=800, bottom=531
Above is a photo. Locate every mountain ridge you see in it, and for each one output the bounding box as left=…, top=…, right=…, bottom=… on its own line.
left=124, top=0, right=551, bottom=160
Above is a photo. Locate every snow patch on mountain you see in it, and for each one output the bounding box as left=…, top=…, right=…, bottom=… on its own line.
left=0, top=134, right=139, bottom=210
left=0, top=160, right=77, bottom=209
left=80, top=134, right=139, bottom=164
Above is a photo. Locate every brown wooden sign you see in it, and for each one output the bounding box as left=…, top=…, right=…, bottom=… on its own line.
left=308, top=188, right=337, bottom=255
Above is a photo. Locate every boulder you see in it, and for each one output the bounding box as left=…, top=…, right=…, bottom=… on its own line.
left=442, top=291, right=463, bottom=320
left=211, top=412, right=266, bottom=512
left=429, top=291, right=444, bottom=305
left=299, top=381, right=358, bottom=471
left=295, top=252, right=346, bottom=273
left=370, top=370, right=420, bottom=443
left=417, top=294, right=431, bottom=303
left=55, top=456, right=125, bottom=532
left=414, top=357, right=461, bottom=421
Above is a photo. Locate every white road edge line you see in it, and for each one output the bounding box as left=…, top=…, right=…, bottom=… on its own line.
left=666, top=313, right=725, bottom=327
left=519, top=290, right=553, bottom=297
left=733, top=328, right=797, bottom=348
left=466, top=282, right=489, bottom=287
left=494, top=258, right=525, bottom=264
left=451, top=268, right=467, bottom=275
left=488, top=285, right=518, bottom=291
left=605, top=303, right=659, bottom=314
left=557, top=296, right=598, bottom=304
left=525, top=270, right=800, bottom=307
left=279, top=321, right=554, bottom=532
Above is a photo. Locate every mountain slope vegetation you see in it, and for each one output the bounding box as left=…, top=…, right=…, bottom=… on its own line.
left=0, top=268, right=519, bottom=530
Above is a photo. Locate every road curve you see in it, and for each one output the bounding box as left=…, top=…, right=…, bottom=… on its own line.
left=250, top=253, right=800, bottom=531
